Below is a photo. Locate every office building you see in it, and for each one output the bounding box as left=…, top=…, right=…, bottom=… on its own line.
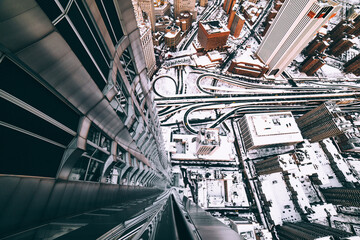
left=137, top=0, right=156, bottom=30
left=328, top=36, right=355, bottom=57
left=300, top=54, right=326, bottom=76
left=304, top=34, right=330, bottom=56
left=337, top=132, right=360, bottom=153
left=238, top=112, right=303, bottom=151
left=174, top=0, right=197, bottom=20
left=321, top=188, right=360, bottom=207
left=296, top=102, right=353, bottom=142
left=154, top=0, right=171, bottom=17
left=133, top=0, right=157, bottom=77
left=196, top=128, right=220, bottom=155
left=164, top=25, right=182, bottom=48
left=228, top=12, right=245, bottom=38
left=223, top=0, right=236, bottom=14
left=155, top=16, right=174, bottom=32
left=344, top=53, right=360, bottom=76
left=276, top=222, right=353, bottom=240
left=228, top=53, right=269, bottom=77
left=177, top=11, right=193, bottom=31
left=0, top=0, right=171, bottom=236
left=256, top=0, right=340, bottom=76
left=199, top=0, right=209, bottom=7
left=198, top=20, right=230, bottom=51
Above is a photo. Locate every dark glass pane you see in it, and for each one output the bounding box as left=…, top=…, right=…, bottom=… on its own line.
left=85, top=159, right=103, bottom=182
left=102, top=0, right=124, bottom=41
left=59, top=0, right=70, bottom=9
left=91, top=149, right=109, bottom=162
left=76, top=0, right=111, bottom=64
left=0, top=98, right=74, bottom=146
left=68, top=4, right=110, bottom=77
left=68, top=156, right=89, bottom=181
left=95, top=0, right=124, bottom=45
left=56, top=19, right=106, bottom=90
left=36, top=0, right=62, bottom=21
left=0, top=58, right=80, bottom=131
left=0, top=125, right=64, bottom=177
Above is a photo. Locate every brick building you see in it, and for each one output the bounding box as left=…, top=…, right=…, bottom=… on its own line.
left=228, top=11, right=245, bottom=38
left=300, top=54, right=326, bottom=76
left=177, top=11, right=192, bottom=31
left=344, top=53, right=360, bottom=76
left=328, top=36, right=355, bottom=57
left=164, top=25, right=181, bottom=48
left=228, top=54, right=268, bottom=77
left=198, top=20, right=230, bottom=51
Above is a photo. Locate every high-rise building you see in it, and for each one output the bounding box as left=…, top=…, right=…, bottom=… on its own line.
left=133, top=0, right=157, bottom=77
left=228, top=11, right=245, bottom=38
left=321, top=188, right=360, bottom=207
left=344, top=53, right=360, bottom=76
left=276, top=222, right=353, bottom=240
left=0, top=0, right=170, bottom=236
left=223, top=0, right=236, bottom=14
left=296, top=102, right=353, bottom=142
left=196, top=128, right=220, bottom=155
left=256, top=0, right=340, bottom=76
left=174, top=0, right=197, bottom=20
left=154, top=0, right=171, bottom=17
left=137, top=0, right=156, bottom=30
left=238, top=112, right=303, bottom=151
left=199, top=0, right=209, bottom=7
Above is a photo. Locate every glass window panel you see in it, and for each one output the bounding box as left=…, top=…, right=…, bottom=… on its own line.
left=68, top=156, right=90, bottom=181
left=91, top=149, right=109, bottom=162
left=120, top=47, right=137, bottom=84
left=85, top=159, right=103, bottom=182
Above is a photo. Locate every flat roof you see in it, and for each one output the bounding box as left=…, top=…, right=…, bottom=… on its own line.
left=200, top=20, right=230, bottom=34
left=244, top=112, right=303, bottom=147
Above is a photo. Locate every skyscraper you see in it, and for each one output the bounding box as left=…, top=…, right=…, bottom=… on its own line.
left=256, top=0, right=340, bottom=76
left=137, top=0, right=156, bottom=30
left=0, top=0, right=169, bottom=236
left=296, top=102, right=352, bottom=142
left=174, top=0, right=197, bottom=20
left=321, top=188, right=360, bottom=207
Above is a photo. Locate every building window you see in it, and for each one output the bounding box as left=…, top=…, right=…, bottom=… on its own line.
left=68, top=144, right=108, bottom=182
left=120, top=47, right=137, bottom=84
left=129, top=108, right=141, bottom=137
left=117, top=145, right=127, bottom=162
left=68, top=1, right=111, bottom=74
left=95, top=0, right=124, bottom=46
left=110, top=71, right=130, bottom=122
left=87, top=124, right=111, bottom=152
left=56, top=18, right=107, bottom=90
left=135, top=82, right=144, bottom=104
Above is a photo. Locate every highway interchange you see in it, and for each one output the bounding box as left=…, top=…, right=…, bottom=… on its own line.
left=154, top=0, right=360, bottom=135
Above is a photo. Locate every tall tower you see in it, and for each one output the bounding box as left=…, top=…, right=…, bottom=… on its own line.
left=256, top=0, right=340, bottom=76
left=137, top=0, right=156, bottom=30
left=296, top=102, right=352, bottom=142
left=174, top=0, right=197, bottom=20
left=0, top=0, right=170, bottom=235
left=133, top=0, right=157, bottom=77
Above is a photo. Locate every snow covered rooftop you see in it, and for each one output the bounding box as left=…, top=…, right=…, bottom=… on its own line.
left=170, top=133, right=236, bottom=161
left=243, top=112, right=304, bottom=148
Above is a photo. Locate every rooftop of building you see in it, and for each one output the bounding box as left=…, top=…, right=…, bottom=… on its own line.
left=242, top=112, right=303, bottom=147
left=200, top=20, right=230, bottom=34
left=169, top=133, right=236, bottom=161
left=164, top=25, right=181, bottom=38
